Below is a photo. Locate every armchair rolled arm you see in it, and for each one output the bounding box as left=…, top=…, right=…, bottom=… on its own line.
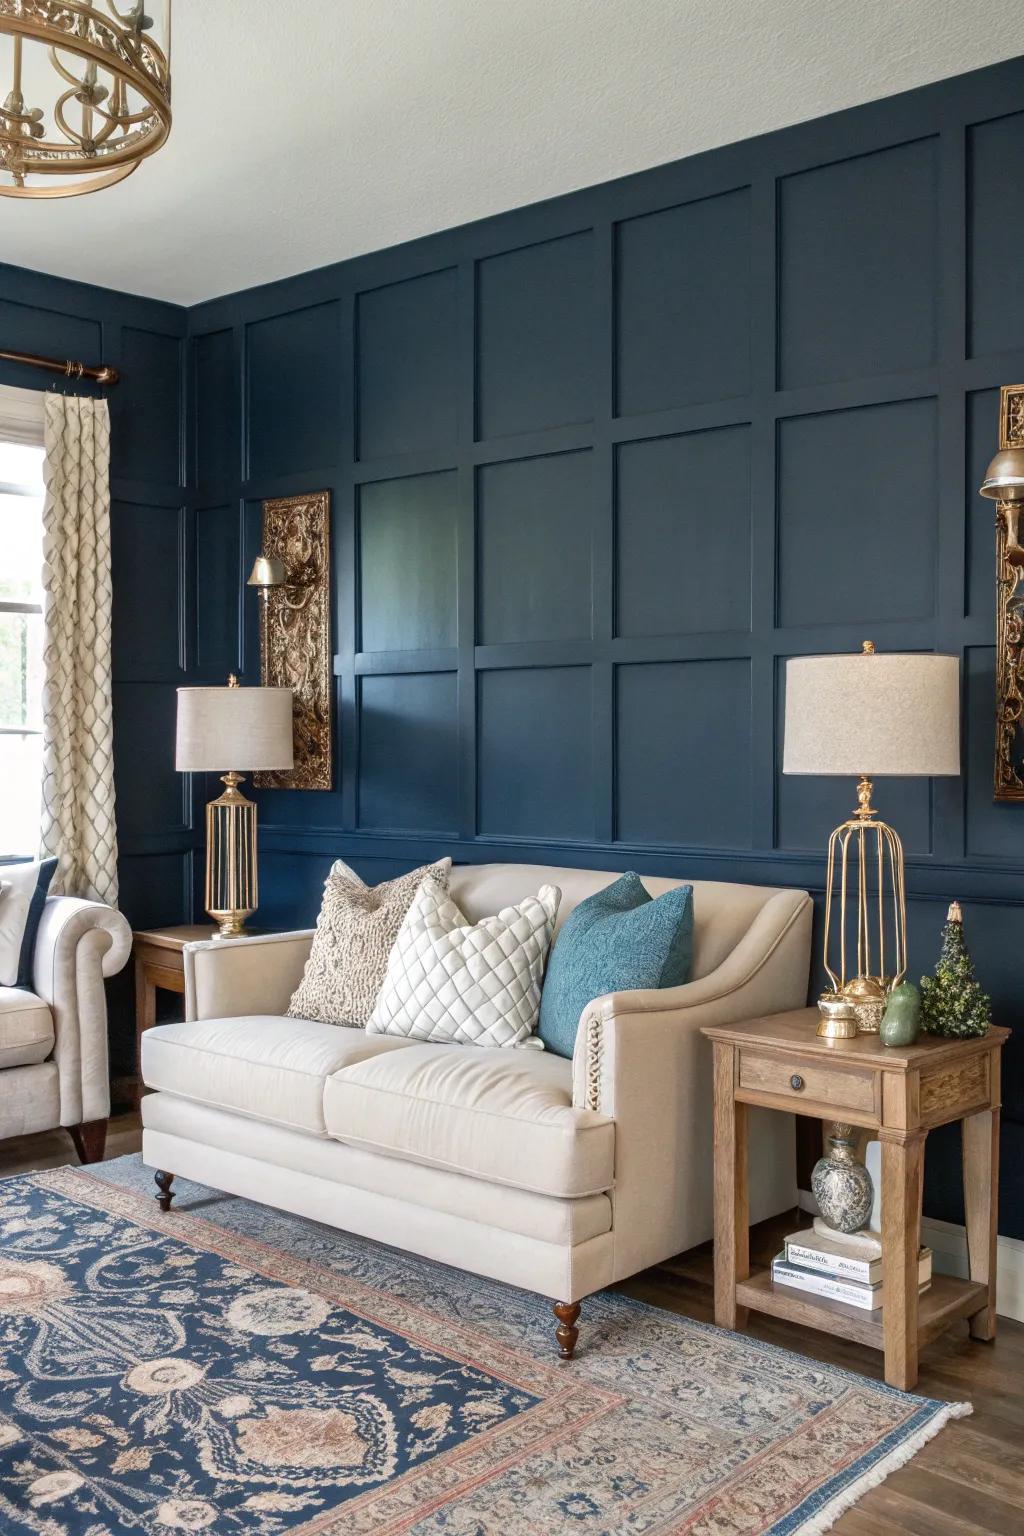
left=32, top=896, right=133, bottom=1126
left=183, top=930, right=315, bottom=1022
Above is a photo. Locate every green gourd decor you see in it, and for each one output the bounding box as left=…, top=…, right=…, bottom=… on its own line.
left=879, top=981, right=922, bottom=1048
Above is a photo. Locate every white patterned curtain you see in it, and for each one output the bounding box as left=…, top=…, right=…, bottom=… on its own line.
left=39, top=394, right=119, bottom=905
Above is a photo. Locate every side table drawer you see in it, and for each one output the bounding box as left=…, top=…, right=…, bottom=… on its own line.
left=738, top=1050, right=878, bottom=1117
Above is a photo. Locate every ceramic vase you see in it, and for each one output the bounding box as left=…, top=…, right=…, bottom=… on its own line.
left=880, top=981, right=922, bottom=1048
left=812, top=1123, right=874, bottom=1234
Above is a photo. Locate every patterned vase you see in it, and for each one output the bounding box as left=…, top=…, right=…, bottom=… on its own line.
left=812, top=1123, right=874, bottom=1234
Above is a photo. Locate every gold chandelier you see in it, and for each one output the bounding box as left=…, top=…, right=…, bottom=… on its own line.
left=0, top=2, right=170, bottom=198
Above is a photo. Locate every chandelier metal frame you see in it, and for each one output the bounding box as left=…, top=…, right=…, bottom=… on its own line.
left=0, top=0, right=170, bottom=198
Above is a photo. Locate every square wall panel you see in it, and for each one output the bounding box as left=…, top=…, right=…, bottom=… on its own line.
left=477, top=452, right=592, bottom=644
left=616, top=660, right=752, bottom=847
left=357, top=268, right=458, bottom=461
left=196, top=505, right=241, bottom=675
left=476, top=232, right=593, bottom=440
left=195, top=329, right=235, bottom=488
left=779, top=138, right=938, bottom=389
left=616, top=425, right=751, bottom=638
left=969, top=113, right=1024, bottom=359
left=0, top=299, right=100, bottom=369
left=247, top=302, right=341, bottom=479
left=112, top=683, right=186, bottom=838
left=477, top=668, right=592, bottom=839
left=111, top=503, right=181, bottom=681
left=616, top=187, right=751, bottom=416
left=117, top=852, right=189, bottom=930
left=358, top=672, right=458, bottom=832
left=777, top=398, right=937, bottom=628
left=966, top=388, right=999, bottom=626
left=115, top=328, right=182, bottom=487
left=359, top=471, right=457, bottom=653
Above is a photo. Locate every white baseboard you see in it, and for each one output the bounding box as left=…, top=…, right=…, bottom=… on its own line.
left=920, top=1215, right=1024, bottom=1324
left=795, top=1189, right=1023, bottom=1323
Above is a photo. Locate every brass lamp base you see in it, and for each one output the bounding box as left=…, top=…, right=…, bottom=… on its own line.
left=204, top=771, right=258, bottom=940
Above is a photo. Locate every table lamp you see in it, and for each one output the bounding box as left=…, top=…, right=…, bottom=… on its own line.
left=175, top=676, right=293, bottom=938
left=783, top=643, right=960, bottom=1035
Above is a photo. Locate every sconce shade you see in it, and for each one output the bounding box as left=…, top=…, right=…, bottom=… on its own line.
left=247, top=554, right=287, bottom=588
left=783, top=651, right=960, bottom=778
left=979, top=447, right=1024, bottom=502
left=176, top=685, right=294, bottom=772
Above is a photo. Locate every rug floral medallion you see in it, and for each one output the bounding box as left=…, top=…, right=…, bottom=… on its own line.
left=0, top=1165, right=968, bottom=1535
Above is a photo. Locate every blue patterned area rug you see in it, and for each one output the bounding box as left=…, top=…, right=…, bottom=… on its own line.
left=0, top=1160, right=968, bottom=1535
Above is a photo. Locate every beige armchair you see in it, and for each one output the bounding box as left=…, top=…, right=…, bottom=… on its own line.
left=0, top=895, right=132, bottom=1161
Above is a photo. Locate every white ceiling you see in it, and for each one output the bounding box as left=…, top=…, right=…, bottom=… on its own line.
left=2, top=0, right=1024, bottom=308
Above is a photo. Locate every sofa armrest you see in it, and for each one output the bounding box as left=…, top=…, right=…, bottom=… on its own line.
left=32, top=896, right=133, bottom=1126
left=569, top=888, right=811, bottom=1278
left=183, top=930, right=315, bottom=1022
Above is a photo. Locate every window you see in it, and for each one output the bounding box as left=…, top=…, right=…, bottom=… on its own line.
left=0, top=435, right=45, bottom=858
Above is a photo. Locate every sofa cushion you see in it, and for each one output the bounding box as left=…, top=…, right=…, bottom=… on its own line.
left=367, top=879, right=560, bottom=1048
left=323, top=1042, right=614, bottom=1198
left=0, top=989, right=54, bottom=1069
left=0, top=857, right=57, bottom=989
left=141, top=1016, right=415, bottom=1135
left=287, top=857, right=452, bottom=1028
left=538, top=872, right=693, bottom=1058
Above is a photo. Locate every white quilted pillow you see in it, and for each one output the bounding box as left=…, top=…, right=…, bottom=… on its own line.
left=367, top=878, right=561, bottom=1048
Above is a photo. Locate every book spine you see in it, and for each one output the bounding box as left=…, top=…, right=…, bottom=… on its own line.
left=785, top=1243, right=876, bottom=1283
left=772, top=1263, right=878, bottom=1309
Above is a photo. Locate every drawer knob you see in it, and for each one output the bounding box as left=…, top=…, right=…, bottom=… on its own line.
left=790, top=1074, right=805, bottom=1092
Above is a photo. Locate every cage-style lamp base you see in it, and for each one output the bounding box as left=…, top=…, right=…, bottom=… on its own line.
left=821, top=775, right=907, bottom=1034
left=205, top=772, right=258, bottom=939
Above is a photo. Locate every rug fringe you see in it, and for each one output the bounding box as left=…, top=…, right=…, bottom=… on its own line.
left=794, top=1399, right=973, bottom=1535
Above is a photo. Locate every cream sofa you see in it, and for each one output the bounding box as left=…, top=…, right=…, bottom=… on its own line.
left=1, top=896, right=132, bottom=1161
left=141, top=863, right=812, bottom=1356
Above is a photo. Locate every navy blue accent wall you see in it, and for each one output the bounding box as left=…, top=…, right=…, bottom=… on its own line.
left=181, top=56, right=1024, bottom=1235
left=0, top=262, right=187, bottom=1074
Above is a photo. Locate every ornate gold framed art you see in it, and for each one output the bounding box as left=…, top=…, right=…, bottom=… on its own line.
left=252, top=491, right=332, bottom=791
left=982, top=385, right=1024, bottom=801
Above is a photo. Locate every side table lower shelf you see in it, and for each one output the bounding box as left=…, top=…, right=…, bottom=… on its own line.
left=737, top=1268, right=989, bottom=1353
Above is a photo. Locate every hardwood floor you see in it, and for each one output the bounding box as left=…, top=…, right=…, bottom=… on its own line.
left=2, top=1114, right=1021, bottom=1534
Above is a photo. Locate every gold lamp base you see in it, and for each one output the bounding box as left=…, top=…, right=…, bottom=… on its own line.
left=205, top=771, right=258, bottom=940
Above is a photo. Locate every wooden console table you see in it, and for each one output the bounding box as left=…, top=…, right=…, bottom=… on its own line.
left=702, top=1008, right=1008, bottom=1391
left=132, top=925, right=215, bottom=1105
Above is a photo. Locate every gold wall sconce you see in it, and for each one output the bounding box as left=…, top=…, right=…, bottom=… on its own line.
left=246, top=490, right=332, bottom=791
left=980, top=384, right=1024, bottom=801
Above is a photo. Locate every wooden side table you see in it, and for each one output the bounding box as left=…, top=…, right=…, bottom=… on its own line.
left=132, top=925, right=215, bottom=1104
left=702, top=1008, right=1008, bottom=1391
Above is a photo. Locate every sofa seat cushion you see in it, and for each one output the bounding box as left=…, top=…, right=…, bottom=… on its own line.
left=142, top=1016, right=415, bottom=1135
left=0, top=989, right=54, bottom=1069
left=323, top=1043, right=614, bottom=1198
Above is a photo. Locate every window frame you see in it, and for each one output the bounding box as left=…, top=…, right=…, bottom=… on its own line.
left=0, top=452, right=45, bottom=748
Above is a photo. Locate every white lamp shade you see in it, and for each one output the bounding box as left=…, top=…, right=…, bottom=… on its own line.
left=176, top=686, right=294, bottom=772
left=783, top=651, right=960, bottom=777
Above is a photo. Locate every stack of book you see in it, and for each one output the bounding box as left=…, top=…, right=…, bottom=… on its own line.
left=771, top=1224, right=932, bottom=1311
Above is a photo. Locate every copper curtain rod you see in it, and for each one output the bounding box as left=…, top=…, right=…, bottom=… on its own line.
left=0, top=347, right=119, bottom=386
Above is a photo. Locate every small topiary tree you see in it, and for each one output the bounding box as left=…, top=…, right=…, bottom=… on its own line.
left=920, top=901, right=992, bottom=1039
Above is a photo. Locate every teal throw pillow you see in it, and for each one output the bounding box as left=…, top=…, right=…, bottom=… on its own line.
left=538, top=872, right=694, bottom=1058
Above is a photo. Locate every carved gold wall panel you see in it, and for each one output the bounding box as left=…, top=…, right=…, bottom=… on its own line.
left=994, top=385, right=1024, bottom=801
left=253, top=491, right=332, bottom=791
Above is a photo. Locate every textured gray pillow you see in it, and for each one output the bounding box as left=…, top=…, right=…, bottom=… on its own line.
left=286, top=857, right=452, bottom=1027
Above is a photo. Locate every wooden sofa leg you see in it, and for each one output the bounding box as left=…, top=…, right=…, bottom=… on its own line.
left=553, top=1300, right=581, bottom=1359
left=68, top=1119, right=107, bottom=1165
left=154, top=1170, right=175, bottom=1212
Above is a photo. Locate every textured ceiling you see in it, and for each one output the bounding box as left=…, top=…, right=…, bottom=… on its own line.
left=2, top=0, right=1024, bottom=306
